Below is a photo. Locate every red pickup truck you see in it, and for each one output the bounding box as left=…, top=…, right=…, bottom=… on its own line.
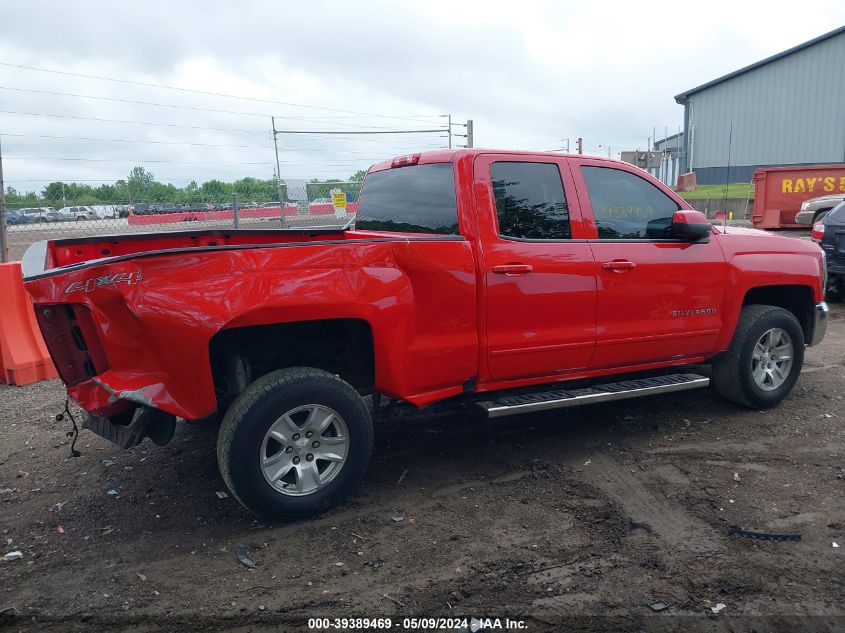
left=22, top=150, right=828, bottom=520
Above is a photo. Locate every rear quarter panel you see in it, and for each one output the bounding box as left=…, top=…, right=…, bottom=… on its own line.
left=24, top=238, right=478, bottom=419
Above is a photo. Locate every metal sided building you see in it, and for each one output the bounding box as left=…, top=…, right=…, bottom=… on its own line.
left=675, top=26, right=845, bottom=185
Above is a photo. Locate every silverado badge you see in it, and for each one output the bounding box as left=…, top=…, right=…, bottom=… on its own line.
left=671, top=308, right=717, bottom=317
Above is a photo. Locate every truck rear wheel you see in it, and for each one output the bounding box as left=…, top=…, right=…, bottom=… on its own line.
left=712, top=305, right=804, bottom=408
left=217, top=367, right=373, bottom=521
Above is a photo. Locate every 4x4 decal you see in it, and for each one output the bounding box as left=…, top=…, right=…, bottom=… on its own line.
left=65, top=272, right=143, bottom=294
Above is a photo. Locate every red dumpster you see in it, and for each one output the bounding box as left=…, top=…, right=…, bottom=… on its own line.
left=752, top=164, right=845, bottom=229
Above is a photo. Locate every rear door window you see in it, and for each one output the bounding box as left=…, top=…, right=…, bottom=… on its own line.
left=490, top=162, right=571, bottom=240
left=357, top=163, right=459, bottom=235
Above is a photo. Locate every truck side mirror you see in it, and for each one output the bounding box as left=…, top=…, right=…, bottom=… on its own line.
left=671, top=210, right=711, bottom=242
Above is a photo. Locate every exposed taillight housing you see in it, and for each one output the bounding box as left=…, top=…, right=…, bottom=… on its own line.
left=35, top=304, right=108, bottom=386
left=811, top=222, right=825, bottom=242
left=391, top=153, right=421, bottom=168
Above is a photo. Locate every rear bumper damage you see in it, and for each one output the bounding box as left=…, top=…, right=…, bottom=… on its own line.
left=83, top=406, right=176, bottom=450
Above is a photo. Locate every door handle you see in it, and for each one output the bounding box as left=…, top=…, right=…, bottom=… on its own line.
left=492, top=263, right=534, bottom=275
left=602, top=259, right=637, bottom=272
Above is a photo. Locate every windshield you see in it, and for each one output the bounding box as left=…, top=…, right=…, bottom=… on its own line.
left=356, top=163, right=459, bottom=235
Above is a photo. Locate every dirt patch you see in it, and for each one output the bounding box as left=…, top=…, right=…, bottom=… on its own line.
left=1, top=308, right=844, bottom=632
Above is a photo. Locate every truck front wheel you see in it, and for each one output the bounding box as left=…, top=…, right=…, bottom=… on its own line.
left=712, top=305, right=804, bottom=408
left=217, top=367, right=373, bottom=521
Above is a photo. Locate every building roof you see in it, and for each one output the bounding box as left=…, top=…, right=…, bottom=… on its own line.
left=674, top=25, right=845, bottom=103
left=653, top=131, right=684, bottom=150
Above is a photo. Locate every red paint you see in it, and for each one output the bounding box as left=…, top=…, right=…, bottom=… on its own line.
left=22, top=150, right=825, bottom=423
left=752, top=164, right=845, bottom=229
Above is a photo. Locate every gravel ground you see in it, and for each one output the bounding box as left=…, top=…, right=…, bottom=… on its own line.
left=1, top=306, right=843, bottom=633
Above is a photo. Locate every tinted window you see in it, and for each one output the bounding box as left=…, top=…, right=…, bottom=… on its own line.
left=356, top=163, right=459, bottom=235
left=827, top=200, right=845, bottom=223
left=490, top=162, right=570, bottom=240
left=581, top=166, right=678, bottom=239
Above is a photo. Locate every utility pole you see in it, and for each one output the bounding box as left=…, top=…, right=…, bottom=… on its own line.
left=448, top=118, right=473, bottom=148
left=271, top=117, right=286, bottom=228
left=0, top=134, right=7, bottom=263
left=576, top=137, right=583, bottom=155
left=651, top=125, right=657, bottom=175
left=552, top=139, right=570, bottom=153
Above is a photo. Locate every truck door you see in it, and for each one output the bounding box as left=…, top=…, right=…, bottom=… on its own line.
left=570, top=158, right=727, bottom=369
left=474, top=154, right=597, bottom=382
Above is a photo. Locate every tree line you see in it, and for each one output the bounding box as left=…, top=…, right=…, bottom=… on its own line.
left=4, top=166, right=368, bottom=208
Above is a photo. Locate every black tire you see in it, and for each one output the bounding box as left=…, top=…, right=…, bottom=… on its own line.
left=217, top=367, right=373, bottom=521
left=712, top=305, right=804, bottom=408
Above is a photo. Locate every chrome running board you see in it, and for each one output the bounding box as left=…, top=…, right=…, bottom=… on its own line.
left=477, top=373, right=709, bottom=418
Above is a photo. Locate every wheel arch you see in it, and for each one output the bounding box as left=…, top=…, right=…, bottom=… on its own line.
left=209, top=318, right=376, bottom=408
left=740, top=284, right=815, bottom=344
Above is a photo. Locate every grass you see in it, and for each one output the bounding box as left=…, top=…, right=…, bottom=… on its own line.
left=677, top=183, right=754, bottom=200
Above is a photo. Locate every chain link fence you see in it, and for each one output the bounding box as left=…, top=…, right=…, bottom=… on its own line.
left=2, top=180, right=363, bottom=262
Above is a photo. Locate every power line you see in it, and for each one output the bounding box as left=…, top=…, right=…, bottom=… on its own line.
left=272, top=128, right=444, bottom=135
left=0, top=85, right=430, bottom=130
left=5, top=169, right=371, bottom=183
left=0, top=62, right=442, bottom=124
left=3, top=156, right=384, bottom=167
left=0, top=110, right=448, bottom=145
left=0, top=109, right=266, bottom=134
left=1, top=132, right=273, bottom=150
left=4, top=156, right=274, bottom=165
left=0, top=132, right=441, bottom=153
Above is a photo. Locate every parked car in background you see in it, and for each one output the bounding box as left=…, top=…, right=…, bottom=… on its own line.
left=127, top=203, right=153, bottom=216
left=90, top=205, right=120, bottom=219
left=811, top=200, right=845, bottom=301
left=184, top=203, right=215, bottom=212
left=16, top=207, right=57, bottom=223
left=795, top=194, right=845, bottom=225
left=6, top=209, right=25, bottom=225
left=56, top=206, right=101, bottom=222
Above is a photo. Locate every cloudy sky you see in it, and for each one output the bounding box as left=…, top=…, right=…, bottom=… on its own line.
left=1, top=0, right=844, bottom=193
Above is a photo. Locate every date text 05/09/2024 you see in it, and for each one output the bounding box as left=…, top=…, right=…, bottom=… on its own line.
left=307, top=617, right=528, bottom=631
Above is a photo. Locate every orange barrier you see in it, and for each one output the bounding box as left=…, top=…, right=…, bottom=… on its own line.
left=0, top=262, right=57, bottom=385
